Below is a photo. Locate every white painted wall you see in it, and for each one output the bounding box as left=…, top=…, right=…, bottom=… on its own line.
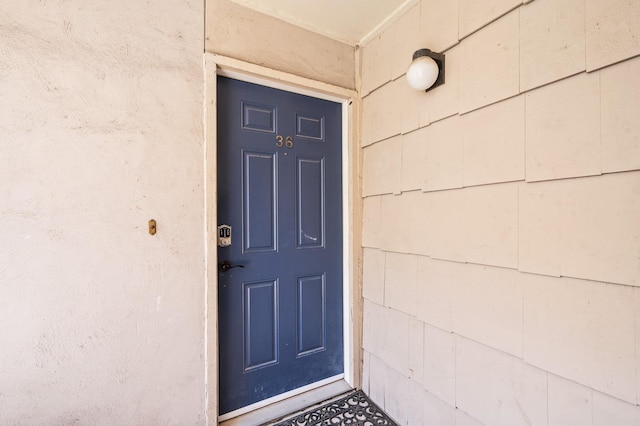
left=0, top=1, right=205, bottom=423
left=360, top=0, right=640, bottom=424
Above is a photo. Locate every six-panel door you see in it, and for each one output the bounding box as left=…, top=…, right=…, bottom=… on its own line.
left=217, top=76, right=344, bottom=415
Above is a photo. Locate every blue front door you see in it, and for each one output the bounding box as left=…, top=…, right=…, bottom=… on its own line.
left=217, top=76, right=343, bottom=416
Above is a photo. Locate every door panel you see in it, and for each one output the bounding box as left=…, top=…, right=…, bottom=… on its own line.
left=243, top=151, right=277, bottom=252
left=242, top=102, right=277, bottom=133
left=295, top=113, right=325, bottom=140
left=243, top=279, right=278, bottom=370
left=297, top=157, right=325, bottom=249
left=217, top=76, right=343, bottom=416
left=297, top=274, right=326, bottom=355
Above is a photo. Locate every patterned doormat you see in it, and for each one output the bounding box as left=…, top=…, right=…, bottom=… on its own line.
left=266, top=389, right=398, bottom=426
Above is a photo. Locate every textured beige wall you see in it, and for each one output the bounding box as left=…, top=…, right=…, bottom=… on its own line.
left=0, top=1, right=205, bottom=424
left=205, top=0, right=356, bottom=90
left=360, top=0, right=640, bottom=424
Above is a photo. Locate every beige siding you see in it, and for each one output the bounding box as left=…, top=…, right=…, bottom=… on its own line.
left=586, top=0, right=640, bottom=71
left=459, top=10, right=520, bottom=113
left=360, top=0, right=640, bottom=422
left=525, top=72, right=601, bottom=182
left=519, top=0, right=586, bottom=91
left=461, top=95, right=525, bottom=186
left=600, top=56, right=640, bottom=173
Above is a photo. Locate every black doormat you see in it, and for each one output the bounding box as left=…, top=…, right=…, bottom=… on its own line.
left=267, top=389, right=398, bottom=426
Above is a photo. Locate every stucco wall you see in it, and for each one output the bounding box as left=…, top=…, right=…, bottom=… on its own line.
left=0, top=1, right=205, bottom=424
left=205, top=0, right=356, bottom=90
left=360, top=0, right=640, bottom=424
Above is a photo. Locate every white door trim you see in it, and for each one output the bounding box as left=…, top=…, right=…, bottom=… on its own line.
left=204, top=53, right=362, bottom=425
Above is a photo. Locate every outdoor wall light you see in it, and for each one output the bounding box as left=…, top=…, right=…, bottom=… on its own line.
left=406, top=49, right=445, bottom=92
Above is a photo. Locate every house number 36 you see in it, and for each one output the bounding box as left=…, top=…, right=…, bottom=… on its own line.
left=275, top=135, right=294, bottom=148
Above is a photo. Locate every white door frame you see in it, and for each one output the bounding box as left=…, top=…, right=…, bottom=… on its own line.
left=204, top=53, right=362, bottom=425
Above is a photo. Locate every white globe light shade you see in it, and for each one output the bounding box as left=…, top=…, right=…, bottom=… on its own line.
left=406, top=55, right=439, bottom=91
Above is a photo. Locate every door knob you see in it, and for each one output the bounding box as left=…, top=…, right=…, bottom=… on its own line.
left=219, top=260, right=245, bottom=272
